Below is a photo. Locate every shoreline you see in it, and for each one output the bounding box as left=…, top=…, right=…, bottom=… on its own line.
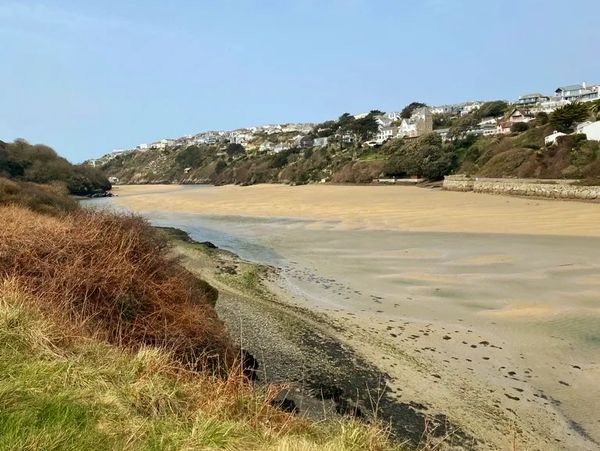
left=159, top=226, right=596, bottom=450
left=160, top=227, right=472, bottom=448
left=111, top=179, right=600, bottom=204
left=111, top=183, right=600, bottom=237
left=90, top=186, right=600, bottom=450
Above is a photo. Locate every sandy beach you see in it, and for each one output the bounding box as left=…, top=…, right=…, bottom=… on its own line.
left=112, top=184, right=600, bottom=237
left=96, top=184, right=600, bottom=450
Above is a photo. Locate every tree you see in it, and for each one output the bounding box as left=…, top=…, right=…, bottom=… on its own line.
left=477, top=100, right=509, bottom=118
left=550, top=103, right=590, bottom=132
left=225, top=143, right=245, bottom=157
left=511, top=122, right=529, bottom=133
left=369, top=109, right=385, bottom=116
left=589, top=100, right=600, bottom=120
left=337, top=113, right=355, bottom=129
left=352, top=115, right=379, bottom=141
left=401, top=102, right=427, bottom=119
left=312, top=120, right=339, bottom=138
left=535, top=112, right=549, bottom=125
left=384, top=133, right=455, bottom=179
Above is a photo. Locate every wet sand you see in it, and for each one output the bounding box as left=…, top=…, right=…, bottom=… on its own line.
left=112, top=184, right=600, bottom=237
left=99, top=184, right=600, bottom=449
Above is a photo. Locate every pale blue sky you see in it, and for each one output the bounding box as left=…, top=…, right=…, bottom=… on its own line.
left=1, top=0, right=598, bottom=162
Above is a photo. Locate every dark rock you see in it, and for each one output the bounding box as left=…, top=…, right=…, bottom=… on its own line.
left=315, top=384, right=344, bottom=401
left=242, top=350, right=259, bottom=381
left=200, top=241, right=218, bottom=249
left=271, top=398, right=299, bottom=414
left=335, top=398, right=363, bottom=418
left=220, top=265, right=237, bottom=275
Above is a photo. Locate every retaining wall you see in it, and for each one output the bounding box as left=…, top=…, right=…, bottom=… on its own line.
left=443, top=176, right=600, bottom=200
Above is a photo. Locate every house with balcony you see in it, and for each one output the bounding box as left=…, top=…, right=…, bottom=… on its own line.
left=515, top=93, right=549, bottom=107
left=554, top=83, right=598, bottom=102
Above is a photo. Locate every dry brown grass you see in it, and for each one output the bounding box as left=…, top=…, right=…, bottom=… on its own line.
left=0, top=205, right=235, bottom=370
left=0, top=176, right=78, bottom=214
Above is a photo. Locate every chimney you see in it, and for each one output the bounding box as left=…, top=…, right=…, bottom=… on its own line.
left=583, top=81, right=587, bottom=89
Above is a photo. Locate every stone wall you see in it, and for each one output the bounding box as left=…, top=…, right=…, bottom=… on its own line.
left=443, top=175, right=600, bottom=200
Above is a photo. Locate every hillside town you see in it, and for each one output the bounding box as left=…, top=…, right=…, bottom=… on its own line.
left=89, top=81, right=600, bottom=168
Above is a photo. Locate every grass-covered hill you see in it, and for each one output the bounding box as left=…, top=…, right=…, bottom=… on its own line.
left=457, top=125, right=600, bottom=179
left=0, top=142, right=399, bottom=450
left=98, top=101, right=600, bottom=185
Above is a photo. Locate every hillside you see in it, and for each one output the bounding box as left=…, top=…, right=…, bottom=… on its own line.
left=457, top=125, right=600, bottom=179
left=96, top=102, right=600, bottom=186
left=1, top=139, right=111, bottom=196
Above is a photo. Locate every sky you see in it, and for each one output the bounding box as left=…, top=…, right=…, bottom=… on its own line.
left=1, top=1, right=599, bottom=162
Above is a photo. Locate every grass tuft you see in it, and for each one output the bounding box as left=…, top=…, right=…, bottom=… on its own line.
left=0, top=280, right=399, bottom=450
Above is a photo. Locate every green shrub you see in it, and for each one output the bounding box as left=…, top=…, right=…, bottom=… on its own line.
left=0, top=140, right=110, bottom=195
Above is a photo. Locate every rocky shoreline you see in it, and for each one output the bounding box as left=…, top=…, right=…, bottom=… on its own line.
left=159, top=227, right=474, bottom=449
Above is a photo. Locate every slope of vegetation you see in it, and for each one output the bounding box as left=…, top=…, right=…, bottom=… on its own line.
left=457, top=125, right=600, bottom=179
left=98, top=101, right=600, bottom=185
left=0, top=139, right=110, bottom=196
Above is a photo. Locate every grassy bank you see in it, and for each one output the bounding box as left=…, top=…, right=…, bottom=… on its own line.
left=0, top=200, right=399, bottom=449
left=0, top=279, right=394, bottom=450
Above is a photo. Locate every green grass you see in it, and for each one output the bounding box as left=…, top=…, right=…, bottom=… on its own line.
left=0, top=280, right=398, bottom=451
left=358, top=151, right=386, bottom=162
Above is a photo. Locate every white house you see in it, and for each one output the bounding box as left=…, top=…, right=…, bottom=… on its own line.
left=375, top=116, right=393, bottom=127
left=478, top=117, right=497, bottom=127
left=376, top=126, right=398, bottom=144
left=313, top=137, right=329, bottom=147
left=430, top=105, right=458, bottom=115
left=460, top=102, right=482, bottom=116
left=137, top=143, right=149, bottom=151
left=529, top=98, right=570, bottom=114
left=273, top=143, right=290, bottom=154
left=395, top=107, right=433, bottom=138
left=385, top=111, right=403, bottom=121
left=398, top=120, right=417, bottom=137
left=259, top=141, right=275, bottom=152
left=544, top=131, right=567, bottom=146
left=578, top=121, right=600, bottom=141
left=434, top=128, right=451, bottom=142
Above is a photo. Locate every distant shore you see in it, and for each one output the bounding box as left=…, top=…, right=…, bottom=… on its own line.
left=112, top=183, right=600, bottom=237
